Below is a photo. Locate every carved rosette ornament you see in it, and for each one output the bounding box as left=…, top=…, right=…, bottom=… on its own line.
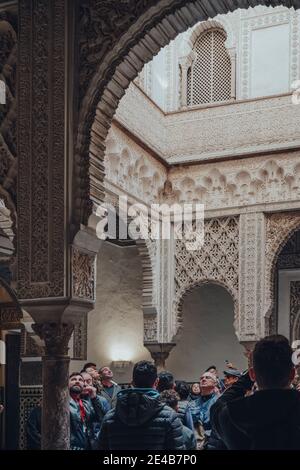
left=32, top=323, right=73, bottom=357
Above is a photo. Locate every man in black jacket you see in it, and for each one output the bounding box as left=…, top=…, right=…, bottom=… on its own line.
left=211, top=334, right=300, bottom=450
left=26, top=372, right=109, bottom=450
left=97, top=360, right=185, bottom=450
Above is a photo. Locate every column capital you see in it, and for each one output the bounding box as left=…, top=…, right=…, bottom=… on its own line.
left=144, top=342, right=176, bottom=370
left=32, top=322, right=74, bottom=357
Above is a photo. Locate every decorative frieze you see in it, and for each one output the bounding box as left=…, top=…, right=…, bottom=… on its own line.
left=0, top=304, right=22, bottom=328
left=239, top=213, right=265, bottom=340
left=18, top=0, right=65, bottom=300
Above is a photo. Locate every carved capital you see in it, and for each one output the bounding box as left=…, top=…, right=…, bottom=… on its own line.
left=144, top=342, right=176, bottom=370
left=32, top=322, right=74, bottom=357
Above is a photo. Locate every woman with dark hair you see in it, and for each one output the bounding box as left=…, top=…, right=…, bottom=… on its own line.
left=190, top=382, right=201, bottom=401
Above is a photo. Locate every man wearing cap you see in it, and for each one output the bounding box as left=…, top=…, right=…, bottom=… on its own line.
left=223, top=369, right=242, bottom=389
left=205, top=369, right=241, bottom=450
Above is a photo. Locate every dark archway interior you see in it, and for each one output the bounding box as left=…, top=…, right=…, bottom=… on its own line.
left=168, top=283, right=246, bottom=381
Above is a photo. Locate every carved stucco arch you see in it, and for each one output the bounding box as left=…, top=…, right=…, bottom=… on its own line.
left=98, top=194, right=158, bottom=342
left=75, top=0, right=300, bottom=229
left=187, top=18, right=235, bottom=50
left=265, top=212, right=300, bottom=332
left=173, top=279, right=239, bottom=342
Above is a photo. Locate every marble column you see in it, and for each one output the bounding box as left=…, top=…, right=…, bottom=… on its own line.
left=32, top=322, right=73, bottom=450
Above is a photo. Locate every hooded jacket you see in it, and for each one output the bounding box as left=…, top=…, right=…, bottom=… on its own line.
left=211, top=372, right=300, bottom=450
left=97, top=388, right=185, bottom=450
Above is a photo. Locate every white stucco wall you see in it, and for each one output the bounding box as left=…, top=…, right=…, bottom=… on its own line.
left=72, top=242, right=151, bottom=383
left=250, top=23, right=290, bottom=98
left=167, top=284, right=246, bottom=381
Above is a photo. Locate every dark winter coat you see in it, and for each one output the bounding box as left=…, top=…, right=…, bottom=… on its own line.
left=99, top=383, right=121, bottom=408
left=177, top=400, right=194, bottom=431
left=97, top=388, right=185, bottom=450
left=26, top=396, right=109, bottom=450
left=211, top=372, right=300, bottom=450
left=182, top=424, right=197, bottom=450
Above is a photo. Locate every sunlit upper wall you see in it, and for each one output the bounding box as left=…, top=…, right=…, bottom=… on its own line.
left=135, top=5, right=300, bottom=111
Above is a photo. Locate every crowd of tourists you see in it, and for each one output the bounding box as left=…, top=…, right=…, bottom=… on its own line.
left=26, top=335, right=300, bottom=450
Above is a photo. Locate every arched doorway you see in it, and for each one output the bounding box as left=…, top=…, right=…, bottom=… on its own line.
left=167, top=283, right=245, bottom=380
left=82, top=239, right=152, bottom=384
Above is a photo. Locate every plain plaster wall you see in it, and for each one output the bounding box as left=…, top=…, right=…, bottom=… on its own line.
left=167, top=284, right=246, bottom=381
left=250, top=23, right=290, bottom=98
left=71, top=242, right=151, bottom=382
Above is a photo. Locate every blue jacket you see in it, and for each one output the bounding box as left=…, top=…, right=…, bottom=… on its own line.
left=70, top=395, right=110, bottom=450
left=190, top=393, right=218, bottom=436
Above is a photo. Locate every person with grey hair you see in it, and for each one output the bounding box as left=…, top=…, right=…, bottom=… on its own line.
left=190, top=371, right=219, bottom=448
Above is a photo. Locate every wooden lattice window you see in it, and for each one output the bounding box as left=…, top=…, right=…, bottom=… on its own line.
left=187, top=29, right=231, bottom=106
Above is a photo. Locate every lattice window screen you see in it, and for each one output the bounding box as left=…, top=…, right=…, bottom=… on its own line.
left=187, top=29, right=231, bottom=106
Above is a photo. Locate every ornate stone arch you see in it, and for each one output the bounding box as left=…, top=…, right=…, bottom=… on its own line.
left=0, top=10, right=17, bottom=208
left=188, top=18, right=235, bottom=50
left=265, top=212, right=300, bottom=332
left=173, top=278, right=238, bottom=342
left=76, top=1, right=300, bottom=230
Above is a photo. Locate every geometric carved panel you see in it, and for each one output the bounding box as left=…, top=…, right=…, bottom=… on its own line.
left=290, top=281, right=300, bottom=341
left=174, top=216, right=239, bottom=334
left=19, top=386, right=43, bottom=450
left=72, top=315, right=87, bottom=360
left=18, top=0, right=65, bottom=300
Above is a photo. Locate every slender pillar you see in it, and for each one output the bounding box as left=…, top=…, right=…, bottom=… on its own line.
left=180, top=62, right=188, bottom=107
left=228, top=48, right=237, bottom=100
left=32, top=322, right=73, bottom=450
